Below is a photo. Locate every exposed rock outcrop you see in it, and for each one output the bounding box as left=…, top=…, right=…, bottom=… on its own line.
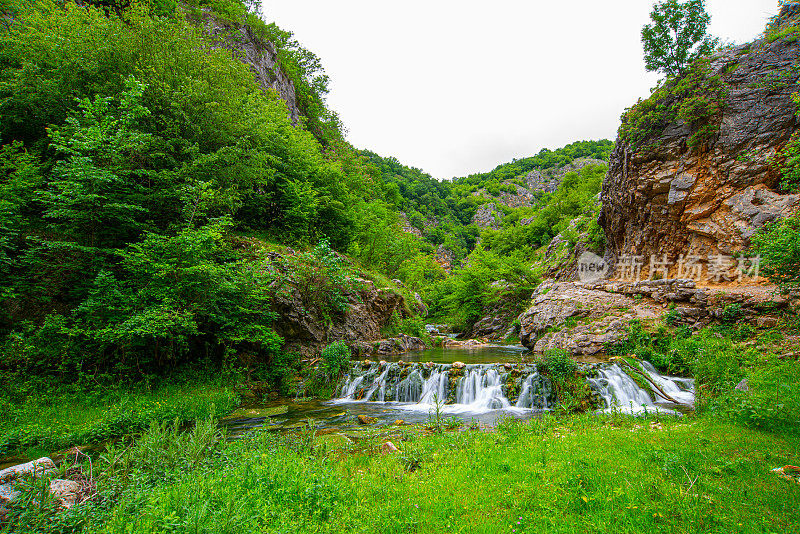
left=600, top=27, right=800, bottom=267
left=203, top=15, right=301, bottom=125
left=525, top=157, right=607, bottom=194
left=350, top=334, right=427, bottom=357
left=472, top=202, right=501, bottom=229
left=275, top=277, right=411, bottom=357
left=518, top=279, right=789, bottom=357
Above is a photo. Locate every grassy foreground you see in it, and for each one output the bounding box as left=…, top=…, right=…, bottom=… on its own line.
left=0, top=374, right=239, bottom=461
left=5, top=413, right=799, bottom=534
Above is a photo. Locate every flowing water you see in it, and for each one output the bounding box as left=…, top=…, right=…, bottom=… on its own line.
left=587, top=363, right=695, bottom=415
left=222, top=344, right=696, bottom=435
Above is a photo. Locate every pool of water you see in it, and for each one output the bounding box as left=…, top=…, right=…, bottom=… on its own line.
left=383, top=344, right=528, bottom=364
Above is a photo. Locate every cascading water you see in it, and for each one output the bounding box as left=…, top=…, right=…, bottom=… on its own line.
left=335, top=358, right=694, bottom=418
left=587, top=362, right=694, bottom=414
left=334, top=361, right=554, bottom=414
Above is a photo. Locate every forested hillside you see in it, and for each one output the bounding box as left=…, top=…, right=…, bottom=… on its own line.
left=0, top=0, right=614, bottom=386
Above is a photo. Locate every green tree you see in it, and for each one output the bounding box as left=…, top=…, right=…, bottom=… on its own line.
left=751, top=214, right=800, bottom=293
left=641, top=0, right=719, bottom=77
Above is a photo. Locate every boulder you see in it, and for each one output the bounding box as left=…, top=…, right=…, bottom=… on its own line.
left=0, top=458, right=56, bottom=485
left=381, top=441, right=399, bottom=453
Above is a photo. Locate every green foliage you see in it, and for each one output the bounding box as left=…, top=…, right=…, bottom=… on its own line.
left=775, top=93, right=800, bottom=192
left=278, top=239, right=360, bottom=323
left=429, top=247, right=541, bottom=330
left=620, top=59, right=727, bottom=151
left=608, top=320, right=800, bottom=434
left=319, top=341, right=351, bottom=381
left=751, top=213, right=800, bottom=292
left=641, top=0, right=719, bottom=78
left=0, top=0, right=377, bottom=383
left=0, top=373, right=238, bottom=456
left=540, top=349, right=578, bottom=384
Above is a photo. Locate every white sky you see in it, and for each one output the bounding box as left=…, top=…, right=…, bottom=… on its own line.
left=262, top=0, right=780, bottom=179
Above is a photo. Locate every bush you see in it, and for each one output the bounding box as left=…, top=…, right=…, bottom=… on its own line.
left=320, top=341, right=351, bottom=381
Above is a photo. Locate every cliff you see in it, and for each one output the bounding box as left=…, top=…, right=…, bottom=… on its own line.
left=203, top=14, right=301, bottom=125
left=600, top=13, right=800, bottom=267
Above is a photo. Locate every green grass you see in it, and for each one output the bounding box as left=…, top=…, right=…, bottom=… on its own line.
left=0, top=376, right=240, bottom=460
left=8, top=414, right=797, bottom=534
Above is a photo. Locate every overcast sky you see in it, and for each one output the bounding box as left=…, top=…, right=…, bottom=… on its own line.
left=262, top=0, right=780, bottom=179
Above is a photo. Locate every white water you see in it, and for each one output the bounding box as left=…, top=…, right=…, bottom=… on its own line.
left=336, top=359, right=694, bottom=417
left=588, top=363, right=694, bottom=414
left=333, top=363, right=548, bottom=415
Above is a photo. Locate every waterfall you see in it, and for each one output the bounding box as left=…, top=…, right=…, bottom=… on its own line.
left=335, top=359, right=693, bottom=416
left=333, top=362, right=554, bottom=414
left=587, top=362, right=694, bottom=414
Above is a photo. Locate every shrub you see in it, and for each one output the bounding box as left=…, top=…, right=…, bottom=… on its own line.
left=320, top=341, right=351, bottom=381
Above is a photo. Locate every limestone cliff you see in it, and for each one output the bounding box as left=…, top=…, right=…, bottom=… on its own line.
left=600, top=13, right=800, bottom=266
left=202, top=15, right=301, bottom=125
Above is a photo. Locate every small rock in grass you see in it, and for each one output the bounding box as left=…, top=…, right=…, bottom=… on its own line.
left=50, top=479, right=81, bottom=508
left=393, top=420, right=405, bottom=426
left=357, top=415, right=378, bottom=425
left=382, top=441, right=399, bottom=453
left=772, top=466, right=800, bottom=484
left=735, top=378, right=749, bottom=392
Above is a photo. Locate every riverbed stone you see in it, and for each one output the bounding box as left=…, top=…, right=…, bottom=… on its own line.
left=0, top=458, right=56, bottom=485
left=357, top=415, right=378, bottom=425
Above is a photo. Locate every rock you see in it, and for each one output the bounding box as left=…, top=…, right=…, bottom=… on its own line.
left=203, top=15, right=300, bottom=125
left=601, top=33, right=800, bottom=264
left=452, top=361, right=466, bottom=369
left=772, top=465, right=800, bottom=484
left=393, top=420, right=405, bottom=426
left=49, top=479, right=81, bottom=508
left=0, top=458, right=56, bottom=485
left=525, top=157, right=607, bottom=194
left=0, top=482, right=19, bottom=505
left=414, top=292, right=428, bottom=317
left=472, top=203, right=501, bottom=229
left=357, top=415, right=377, bottom=425
left=735, top=378, right=749, bottom=392
left=273, top=258, right=412, bottom=357
left=381, top=441, right=399, bottom=453
left=0, top=457, right=61, bottom=511
left=518, top=282, right=638, bottom=352
left=757, top=316, right=779, bottom=328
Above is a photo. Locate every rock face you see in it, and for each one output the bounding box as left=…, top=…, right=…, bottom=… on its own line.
left=472, top=203, right=501, bottom=229
left=351, top=334, right=427, bottom=357
left=601, top=29, right=800, bottom=265
left=518, top=282, right=641, bottom=356
left=526, top=157, right=607, bottom=194
left=203, top=15, right=301, bottom=125
left=274, top=277, right=411, bottom=357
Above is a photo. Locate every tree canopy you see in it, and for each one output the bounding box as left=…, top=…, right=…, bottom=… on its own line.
left=641, top=0, right=719, bottom=78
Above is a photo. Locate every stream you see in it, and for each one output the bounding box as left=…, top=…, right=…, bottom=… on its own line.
left=221, top=344, right=696, bottom=436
